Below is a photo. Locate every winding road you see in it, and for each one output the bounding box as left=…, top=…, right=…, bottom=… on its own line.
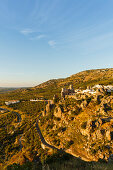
left=19, top=135, right=23, bottom=150
left=36, top=116, right=93, bottom=162
left=36, top=119, right=60, bottom=151
left=13, top=111, right=23, bottom=150
left=15, top=112, right=21, bottom=122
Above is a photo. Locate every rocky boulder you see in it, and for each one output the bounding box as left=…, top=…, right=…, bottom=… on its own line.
left=46, top=102, right=54, bottom=114
left=106, top=129, right=111, bottom=141
left=81, top=100, right=88, bottom=109
left=95, top=129, right=103, bottom=140
left=54, top=106, right=62, bottom=118
left=68, top=110, right=72, bottom=115
left=46, top=103, right=51, bottom=113
left=42, top=110, right=46, bottom=116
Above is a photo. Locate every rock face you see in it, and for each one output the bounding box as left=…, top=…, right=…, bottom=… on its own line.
left=54, top=106, right=62, bottom=118
left=46, top=101, right=54, bottom=113
left=80, top=119, right=92, bottom=138
left=41, top=89, right=113, bottom=162
left=97, top=150, right=104, bottom=159
left=95, top=118, right=102, bottom=127
left=95, top=130, right=103, bottom=140
left=100, top=87, right=105, bottom=93
left=79, top=115, right=113, bottom=161
left=81, top=119, right=107, bottom=140
left=68, top=111, right=72, bottom=115
left=42, top=111, right=46, bottom=117
left=106, top=129, right=111, bottom=141
left=93, top=95, right=102, bottom=103
left=81, top=100, right=88, bottom=109
left=45, top=102, right=55, bottom=115
left=80, top=128, right=89, bottom=137
left=46, top=103, right=51, bottom=113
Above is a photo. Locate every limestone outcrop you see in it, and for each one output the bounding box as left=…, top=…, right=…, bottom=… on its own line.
left=46, top=102, right=54, bottom=114
left=80, top=100, right=88, bottom=109
left=54, top=106, right=62, bottom=118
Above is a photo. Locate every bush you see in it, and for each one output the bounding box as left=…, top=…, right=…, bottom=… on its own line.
left=52, top=139, right=60, bottom=146
left=65, top=140, right=74, bottom=149
left=81, top=121, right=87, bottom=129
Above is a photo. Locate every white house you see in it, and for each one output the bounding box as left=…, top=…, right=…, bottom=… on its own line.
left=5, top=100, right=20, bottom=106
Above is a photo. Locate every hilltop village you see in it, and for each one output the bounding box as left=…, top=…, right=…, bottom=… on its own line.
left=5, top=84, right=113, bottom=105
left=61, top=84, right=113, bottom=99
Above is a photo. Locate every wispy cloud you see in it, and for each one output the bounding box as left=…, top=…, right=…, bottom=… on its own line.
left=48, top=40, right=56, bottom=47
left=30, top=34, right=46, bottom=40
left=36, top=34, right=46, bottom=39
left=20, top=29, right=34, bottom=35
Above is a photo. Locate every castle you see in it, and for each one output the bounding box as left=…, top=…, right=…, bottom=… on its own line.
left=61, top=85, right=75, bottom=98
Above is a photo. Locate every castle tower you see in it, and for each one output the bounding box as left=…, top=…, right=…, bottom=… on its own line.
left=69, top=84, right=75, bottom=93
left=61, top=88, right=66, bottom=98
left=61, top=88, right=64, bottom=98
left=69, top=84, right=73, bottom=90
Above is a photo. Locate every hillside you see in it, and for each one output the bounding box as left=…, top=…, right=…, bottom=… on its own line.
left=1, top=68, right=113, bottom=101
left=39, top=94, right=113, bottom=162
left=35, top=68, right=113, bottom=89
left=1, top=68, right=113, bottom=169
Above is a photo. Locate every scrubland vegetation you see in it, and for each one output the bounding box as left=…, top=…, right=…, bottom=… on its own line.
left=1, top=69, right=113, bottom=169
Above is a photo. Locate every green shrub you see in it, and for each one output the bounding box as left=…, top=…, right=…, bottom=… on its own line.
left=81, top=121, right=87, bottom=129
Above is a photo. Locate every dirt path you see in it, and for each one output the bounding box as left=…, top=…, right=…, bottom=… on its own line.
left=15, top=112, right=21, bottom=122
left=36, top=117, right=93, bottom=162
left=19, top=135, right=23, bottom=151
left=15, top=113, right=23, bottom=151
left=36, top=119, right=60, bottom=150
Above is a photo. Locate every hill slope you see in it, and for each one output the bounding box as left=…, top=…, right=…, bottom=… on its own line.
left=1, top=68, right=113, bottom=101
left=35, top=68, right=113, bottom=89
left=1, top=68, right=113, bottom=169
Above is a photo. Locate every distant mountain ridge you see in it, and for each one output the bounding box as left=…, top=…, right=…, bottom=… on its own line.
left=0, top=88, right=18, bottom=93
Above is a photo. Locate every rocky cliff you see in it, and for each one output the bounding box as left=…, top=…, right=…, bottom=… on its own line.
left=39, top=92, right=113, bottom=162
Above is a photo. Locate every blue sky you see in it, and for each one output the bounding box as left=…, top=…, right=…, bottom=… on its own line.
left=0, top=0, right=113, bottom=87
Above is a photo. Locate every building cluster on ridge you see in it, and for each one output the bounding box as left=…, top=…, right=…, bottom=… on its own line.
left=61, top=84, right=113, bottom=99
left=4, top=84, right=113, bottom=105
